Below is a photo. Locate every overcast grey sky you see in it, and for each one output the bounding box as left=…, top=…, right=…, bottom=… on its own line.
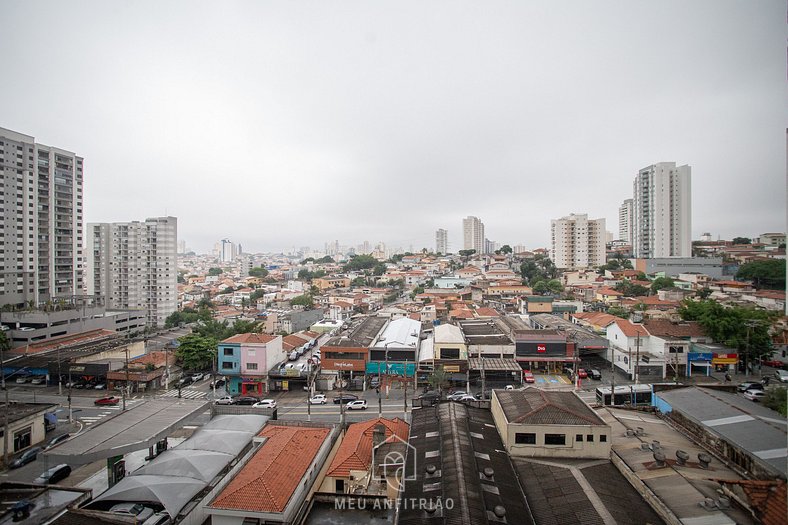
left=1, top=1, right=785, bottom=254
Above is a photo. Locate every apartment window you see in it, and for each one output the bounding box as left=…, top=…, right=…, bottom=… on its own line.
left=544, top=434, right=566, bottom=445
left=668, top=346, right=684, bottom=353
left=221, top=362, right=234, bottom=370
left=587, top=435, right=594, bottom=442
left=223, top=348, right=234, bottom=356
left=515, top=433, right=536, bottom=444
left=576, top=434, right=583, bottom=442
left=247, top=363, right=258, bottom=370
left=600, top=435, right=607, bottom=442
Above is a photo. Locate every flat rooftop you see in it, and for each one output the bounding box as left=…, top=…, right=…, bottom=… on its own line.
left=324, top=316, right=387, bottom=348
left=44, top=398, right=209, bottom=464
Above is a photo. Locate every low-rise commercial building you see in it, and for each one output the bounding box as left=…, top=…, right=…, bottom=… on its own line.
left=217, top=333, right=284, bottom=395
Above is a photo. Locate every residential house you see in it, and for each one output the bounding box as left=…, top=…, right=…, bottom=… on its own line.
left=596, top=287, right=623, bottom=305
left=217, top=333, right=284, bottom=395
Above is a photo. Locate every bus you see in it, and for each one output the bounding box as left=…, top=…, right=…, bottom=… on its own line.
left=595, top=384, right=653, bottom=406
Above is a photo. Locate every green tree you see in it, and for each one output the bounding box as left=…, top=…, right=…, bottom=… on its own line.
left=427, top=366, right=450, bottom=394
left=607, top=306, right=630, bottom=319
left=164, top=307, right=212, bottom=328
left=231, top=320, right=261, bottom=334
left=696, top=288, right=712, bottom=299
left=373, top=263, right=387, bottom=276
left=458, top=249, right=476, bottom=258
left=410, top=285, right=425, bottom=299
left=614, top=280, right=649, bottom=297
left=343, top=254, right=378, bottom=272
left=650, top=277, right=675, bottom=294
left=248, top=267, right=269, bottom=278
left=351, top=277, right=367, bottom=287
left=0, top=331, right=10, bottom=352
left=732, top=237, right=751, bottom=244
left=736, top=259, right=786, bottom=290
left=291, top=294, right=314, bottom=308
left=316, top=255, right=335, bottom=263
left=175, top=334, right=217, bottom=371
left=499, top=245, right=513, bottom=254
left=208, top=267, right=223, bottom=276
left=762, top=386, right=787, bottom=416
left=300, top=257, right=315, bottom=264
left=297, top=269, right=314, bottom=281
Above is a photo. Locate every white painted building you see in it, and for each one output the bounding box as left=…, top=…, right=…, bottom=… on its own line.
left=632, top=162, right=692, bottom=258
left=86, top=217, right=178, bottom=327
left=618, top=198, right=633, bottom=244
left=463, top=215, right=485, bottom=254
left=435, top=228, right=448, bottom=254
left=0, top=127, right=84, bottom=307
left=550, top=213, right=606, bottom=269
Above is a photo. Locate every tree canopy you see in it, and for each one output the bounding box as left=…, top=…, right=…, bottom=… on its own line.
left=532, top=279, right=563, bottom=295
left=520, top=255, right=558, bottom=285
left=208, top=267, right=223, bottom=276
left=343, top=254, right=378, bottom=272
left=650, top=277, right=675, bottom=294
left=164, top=307, right=213, bottom=328
left=736, top=259, right=786, bottom=290
left=458, top=249, right=477, bottom=257
left=248, top=267, right=269, bottom=278
left=732, top=237, right=751, bottom=244
left=176, top=334, right=217, bottom=371
left=679, top=300, right=775, bottom=359
left=614, top=280, right=649, bottom=297
left=291, top=294, right=314, bottom=308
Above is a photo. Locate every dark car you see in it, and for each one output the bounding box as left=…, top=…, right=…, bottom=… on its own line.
left=234, top=396, right=259, bottom=405
left=589, top=369, right=602, bottom=380
left=416, top=391, right=442, bottom=405
left=210, top=378, right=226, bottom=389
left=333, top=393, right=359, bottom=404
left=178, top=376, right=194, bottom=387
left=44, top=433, right=71, bottom=450
left=737, top=382, right=764, bottom=393
left=10, top=447, right=42, bottom=469
left=33, top=463, right=71, bottom=484
left=474, top=390, right=492, bottom=400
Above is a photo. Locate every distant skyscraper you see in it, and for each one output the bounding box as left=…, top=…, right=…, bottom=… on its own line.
left=550, top=213, right=606, bottom=269
left=220, top=239, right=235, bottom=263
left=86, top=217, right=177, bottom=326
left=0, top=127, right=84, bottom=307
left=463, top=216, right=485, bottom=254
left=485, top=238, right=498, bottom=254
left=632, top=162, right=691, bottom=258
left=435, top=229, right=448, bottom=254
left=618, top=199, right=633, bottom=244
left=177, top=240, right=187, bottom=254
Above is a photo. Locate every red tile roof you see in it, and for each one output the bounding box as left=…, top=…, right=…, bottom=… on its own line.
left=283, top=334, right=310, bottom=348
left=474, top=307, right=500, bottom=317
left=327, top=418, right=409, bottom=478
left=612, top=319, right=649, bottom=338
left=642, top=319, right=705, bottom=338
left=597, top=287, right=623, bottom=296
left=210, top=425, right=330, bottom=513
left=221, top=333, right=277, bottom=344
left=712, top=479, right=786, bottom=525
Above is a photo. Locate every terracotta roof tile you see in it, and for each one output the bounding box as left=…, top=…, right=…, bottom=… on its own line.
left=613, top=319, right=649, bottom=338
left=221, top=333, right=277, bottom=344
left=210, top=425, right=330, bottom=513
left=642, top=319, right=705, bottom=338
left=326, top=418, right=409, bottom=478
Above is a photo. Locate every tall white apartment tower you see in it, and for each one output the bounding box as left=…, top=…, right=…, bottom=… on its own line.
left=632, top=162, right=691, bottom=258
left=219, top=239, right=236, bottom=263
left=0, top=128, right=84, bottom=307
left=86, top=217, right=178, bottom=327
left=618, top=199, right=633, bottom=244
left=550, top=213, right=606, bottom=269
left=462, top=216, right=485, bottom=254
left=435, top=229, right=448, bottom=254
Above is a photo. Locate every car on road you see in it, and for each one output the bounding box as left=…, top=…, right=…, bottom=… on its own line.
left=234, top=396, right=259, bottom=406
left=416, top=391, right=442, bottom=405
left=737, top=382, right=764, bottom=393
left=447, top=391, right=468, bottom=400
left=743, top=390, right=766, bottom=402
left=761, top=359, right=785, bottom=368
left=94, top=383, right=107, bottom=390
left=589, top=369, right=602, bottom=380
left=452, top=394, right=477, bottom=402
left=310, top=394, right=327, bottom=405
left=109, top=503, right=155, bottom=522
left=346, top=399, right=368, bottom=410
left=210, top=378, right=226, bottom=389
left=475, top=390, right=492, bottom=400
left=577, top=369, right=588, bottom=379
left=191, top=372, right=205, bottom=382
left=178, top=376, right=193, bottom=387
left=15, top=376, right=29, bottom=384
left=775, top=370, right=788, bottom=383
left=252, top=399, right=277, bottom=409
left=30, top=376, right=47, bottom=385
left=369, top=376, right=380, bottom=388
left=333, top=393, right=359, bottom=405
left=44, top=433, right=71, bottom=450
left=214, top=395, right=234, bottom=405
left=33, top=463, right=72, bottom=485
left=10, top=447, right=42, bottom=469
left=523, top=371, right=535, bottom=383
left=95, top=396, right=120, bottom=406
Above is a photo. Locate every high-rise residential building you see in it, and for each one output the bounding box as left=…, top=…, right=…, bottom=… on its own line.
left=435, top=229, right=448, bottom=254
left=219, top=239, right=236, bottom=263
left=0, top=127, right=84, bottom=307
left=462, top=216, right=485, bottom=254
left=618, top=198, right=633, bottom=244
left=177, top=240, right=187, bottom=254
left=550, top=213, right=606, bottom=269
left=632, top=162, right=691, bottom=258
left=485, top=238, right=498, bottom=254
left=86, top=217, right=177, bottom=327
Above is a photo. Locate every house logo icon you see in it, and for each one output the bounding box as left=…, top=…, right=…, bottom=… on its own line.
left=372, top=433, right=416, bottom=492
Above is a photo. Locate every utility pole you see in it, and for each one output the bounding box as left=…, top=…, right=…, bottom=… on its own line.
left=123, top=346, right=130, bottom=410
left=609, top=344, right=616, bottom=406
left=1, top=346, right=9, bottom=466
left=635, top=333, right=641, bottom=385
left=403, top=360, right=408, bottom=416
left=306, top=366, right=312, bottom=423
left=743, top=320, right=760, bottom=380
left=481, top=356, right=486, bottom=399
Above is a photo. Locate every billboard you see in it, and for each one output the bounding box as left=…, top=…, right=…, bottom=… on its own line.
left=515, top=342, right=566, bottom=357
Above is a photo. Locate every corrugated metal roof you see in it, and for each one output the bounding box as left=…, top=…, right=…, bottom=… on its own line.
left=495, top=388, right=606, bottom=426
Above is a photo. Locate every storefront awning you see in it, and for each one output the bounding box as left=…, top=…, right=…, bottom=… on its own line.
left=468, top=358, right=521, bottom=372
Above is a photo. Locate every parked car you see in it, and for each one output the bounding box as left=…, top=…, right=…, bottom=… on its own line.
left=288, top=351, right=299, bottom=361
left=191, top=372, right=205, bottom=382
left=475, top=390, right=492, bottom=400
left=369, top=376, right=380, bottom=388
left=589, top=369, right=602, bottom=380
left=333, top=393, right=359, bottom=404
left=95, top=396, right=120, bottom=406
left=775, top=370, right=788, bottom=383
left=743, top=390, right=767, bottom=402
left=454, top=394, right=477, bottom=402
left=416, top=391, right=442, bottom=405
left=577, top=369, right=588, bottom=379
left=94, top=383, right=107, bottom=390
left=346, top=399, right=368, bottom=410
left=737, top=382, right=764, bottom=393
left=447, top=392, right=466, bottom=401
left=761, top=359, right=785, bottom=368
left=44, top=433, right=71, bottom=450
left=15, top=376, right=29, bottom=384
left=30, top=376, right=46, bottom=385
left=109, top=503, right=155, bottom=522
left=33, top=463, right=72, bottom=484
left=10, top=447, right=42, bottom=469
left=310, top=394, right=327, bottom=405
left=177, top=376, right=194, bottom=387
left=234, top=396, right=259, bottom=405
left=252, top=399, right=277, bottom=409
left=504, top=385, right=515, bottom=390
left=210, top=379, right=226, bottom=389
left=523, top=371, right=535, bottom=383
left=214, top=395, right=234, bottom=405
left=142, top=511, right=172, bottom=525
left=73, top=380, right=87, bottom=389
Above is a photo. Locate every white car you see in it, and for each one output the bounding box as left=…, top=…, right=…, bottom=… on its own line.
left=253, top=399, right=277, bottom=409
left=191, top=372, right=205, bottom=381
left=346, top=399, right=368, bottom=410
left=214, top=395, right=234, bottom=405
left=775, top=370, right=788, bottom=383
left=454, top=394, right=476, bottom=402
left=310, top=394, right=327, bottom=405
left=743, top=390, right=766, bottom=402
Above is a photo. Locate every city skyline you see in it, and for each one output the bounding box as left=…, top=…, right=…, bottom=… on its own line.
left=0, top=1, right=784, bottom=253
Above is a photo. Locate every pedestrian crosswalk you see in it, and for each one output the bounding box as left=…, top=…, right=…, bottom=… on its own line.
left=160, top=387, right=207, bottom=399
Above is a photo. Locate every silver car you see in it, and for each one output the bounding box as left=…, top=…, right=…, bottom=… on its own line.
left=109, top=503, right=155, bottom=522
